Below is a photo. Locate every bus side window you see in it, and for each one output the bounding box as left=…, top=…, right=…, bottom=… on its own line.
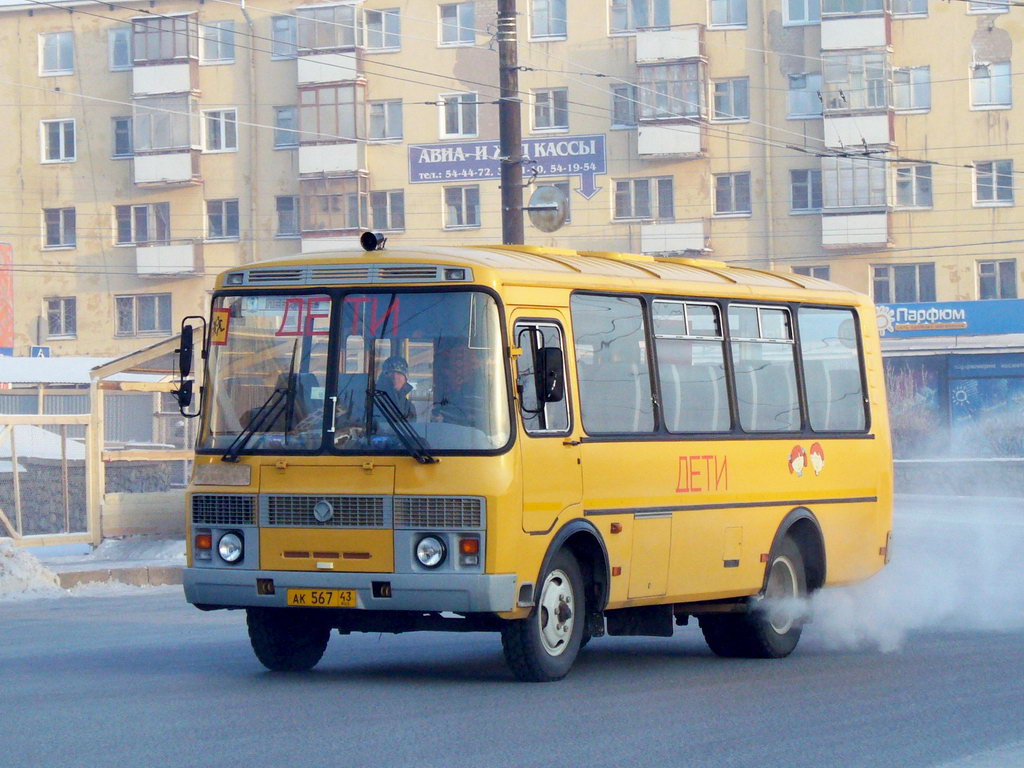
left=799, top=307, right=867, bottom=431
left=729, top=305, right=801, bottom=432
left=515, top=322, right=570, bottom=435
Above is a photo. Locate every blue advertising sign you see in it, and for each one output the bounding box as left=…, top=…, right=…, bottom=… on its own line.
left=877, top=299, right=1024, bottom=339
left=408, top=134, right=607, bottom=199
left=0, top=347, right=11, bottom=357
left=948, top=352, right=1024, bottom=378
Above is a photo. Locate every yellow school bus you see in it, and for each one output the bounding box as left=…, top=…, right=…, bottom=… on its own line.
left=179, top=240, right=892, bottom=681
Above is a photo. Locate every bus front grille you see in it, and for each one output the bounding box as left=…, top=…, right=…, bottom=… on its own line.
left=191, top=494, right=257, bottom=526
left=261, top=495, right=387, bottom=528
left=393, top=496, right=484, bottom=529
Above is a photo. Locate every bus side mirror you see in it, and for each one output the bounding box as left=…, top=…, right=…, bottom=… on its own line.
left=536, top=347, right=565, bottom=403
left=174, top=316, right=206, bottom=418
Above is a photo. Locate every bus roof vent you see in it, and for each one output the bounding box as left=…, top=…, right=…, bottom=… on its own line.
left=377, top=265, right=443, bottom=281
left=309, top=265, right=373, bottom=283
left=246, top=268, right=305, bottom=284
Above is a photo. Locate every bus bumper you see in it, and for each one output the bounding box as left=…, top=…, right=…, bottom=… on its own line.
left=183, top=567, right=518, bottom=613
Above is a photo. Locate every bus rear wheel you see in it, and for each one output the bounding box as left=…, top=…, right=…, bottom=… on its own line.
left=246, top=607, right=331, bottom=672
left=700, top=537, right=807, bottom=659
left=501, top=550, right=586, bottom=682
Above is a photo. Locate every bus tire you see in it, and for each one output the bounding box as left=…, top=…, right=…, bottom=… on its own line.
left=246, top=607, right=331, bottom=672
left=700, top=537, right=807, bottom=659
left=501, top=550, right=586, bottom=682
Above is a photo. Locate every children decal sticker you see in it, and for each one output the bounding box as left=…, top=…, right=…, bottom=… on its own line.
left=809, top=442, right=825, bottom=476
left=788, top=445, right=806, bottom=477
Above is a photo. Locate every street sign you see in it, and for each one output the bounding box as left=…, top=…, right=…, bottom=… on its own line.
left=30, top=346, right=51, bottom=358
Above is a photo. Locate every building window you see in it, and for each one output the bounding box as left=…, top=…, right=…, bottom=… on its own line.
left=532, top=0, right=567, bottom=38
left=116, top=294, right=172, bottom=336
left=444, top=186, right=481, bottom=228
left=784, top=0, right=820, bottom=24
left=201, top=20, right=235, bottom=64
left=371, top=190, right=406, bottom=231
left=367, top=9, right=401, bottom=50
left=273, top=106, right=298, bottom=148
left=611, top=84, right=638, bottom=127
left=893, top=66, right=930, bottom=111
left=614, top=177, right=674, bottom=220
left=610, top=0, right=670, bottom=33
left=132, top=16, right=198, bottom=63
left=299, top=85, right=364, bottom=143
left=892, top=0, right=927, bottom=15
left=275, top=196, right=300, bottom=237
left=793, top=265, right=830, bottom=280
left=46, top=297, right=76, bottom=338
left=439, top=3, right=476, bottom=45
left=41, top=119, right=76, bottom=163
left=133, top=96, right=195, bottom=151
left=112, top=116, right=133, bottom=158
left=822, top=0, right=883, bottom=13
left=971, top=62, right=1011, bottom=109
left=301, top=177, right=368, bottom=233
left=534, top=88, right=569, bottom=130
left=369, top=100, right=403, bottom=140
left=109, top=27, right=132, bottom=71
left=895, top=165, right=932, bottom=208
left=823, top=52, right=887, bottom=111
left=822, top=156, right=886, bottom=208
left=714, top=172, right=751, bottom=215
left=787, top=73, right=823, bottom=117
left=40, top=31, right=74, bottom=75
left=207, top=199, right=240, bottom=240
left=44, top=208, right=76, bottom=248
left=638, top=62, right=702, bottom=119
left=712, top=78, right=749, bottom=121
left=115, top=202, right=170, bottom=245
left=271, top=16, right=297, bottom=58
left=440, top=92, right=478, bottom=138
left=297, top=5, right=358, bottom=51
left=203, top=109, right=238, bottom=152
left=969, top=0, right=1009, bottom=13
left=975, top=160, right=1014, bottom=205
left=979, top=259, right=1017, bottom=300
left=873, top=263, right=935, bottom=303
left=790, top=169, right=822, bottom=212
left=710, top=0, right=747, bottom=27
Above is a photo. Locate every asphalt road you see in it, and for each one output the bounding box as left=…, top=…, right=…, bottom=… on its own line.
left=2, top=497, right=1023, bottom=768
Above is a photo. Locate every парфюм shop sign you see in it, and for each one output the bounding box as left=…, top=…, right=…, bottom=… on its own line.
left=877, top=299, right=1024, bottom=338
left=407, top=134, right=607, bottom=199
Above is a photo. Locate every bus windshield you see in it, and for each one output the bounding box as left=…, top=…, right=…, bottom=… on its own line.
left=199, top=289, right=510, bottom=455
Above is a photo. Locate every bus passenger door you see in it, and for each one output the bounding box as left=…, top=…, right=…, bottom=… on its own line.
left=513, top=317, right=582, bottom=534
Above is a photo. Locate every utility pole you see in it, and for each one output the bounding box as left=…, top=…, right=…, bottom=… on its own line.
left=497, top=0, right=524, bottom=245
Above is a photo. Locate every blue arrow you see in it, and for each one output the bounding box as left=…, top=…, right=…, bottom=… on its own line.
left=575, top=172, right=601, bottom=200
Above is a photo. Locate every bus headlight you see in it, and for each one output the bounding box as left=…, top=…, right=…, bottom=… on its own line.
left=218, top=532, right=244, bottom=564
left=416, top=536, right=446, bottom=568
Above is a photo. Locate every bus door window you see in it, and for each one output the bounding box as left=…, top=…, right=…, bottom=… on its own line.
left=728, top=305, right=800, bottom=432
left=515, top=322, right=570, bottom=435
left=798, top=307, right=867, bottom=432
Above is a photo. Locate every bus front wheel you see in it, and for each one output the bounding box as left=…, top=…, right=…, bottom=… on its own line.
left=246, top=607, right=331, bottom=672
left=501, top=550, right=586, bottom=682
left=699, top=537, right=807, bottom=659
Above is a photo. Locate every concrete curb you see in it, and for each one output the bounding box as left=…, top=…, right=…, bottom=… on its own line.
left=55, top=565, right=183, bottom=590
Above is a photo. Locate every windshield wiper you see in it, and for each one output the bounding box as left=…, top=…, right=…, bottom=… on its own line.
left=221, top=378, right=292, bottom=463
left=372, top=390, right=437, bottom=464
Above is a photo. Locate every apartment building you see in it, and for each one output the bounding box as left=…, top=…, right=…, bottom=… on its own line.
left=0, top=0, right=1021, bottom=357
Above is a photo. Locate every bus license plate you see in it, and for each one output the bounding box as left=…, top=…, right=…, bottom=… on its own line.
left=286, top=589, right=356, bottom=608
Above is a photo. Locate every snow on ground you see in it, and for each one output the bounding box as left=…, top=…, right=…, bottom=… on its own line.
left=0, top=538, right=63, bottom=600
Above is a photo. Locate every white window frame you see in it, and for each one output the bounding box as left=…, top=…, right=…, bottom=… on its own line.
left=638, top=62, right=703, bottom=120
left=43, top=208, right=76, bottom=249
left=978, top=259, right=1017, bottom=300
left=439, top=92, right=478, bottom=138
left=822, top=0, right=883, bottom=14
left=275, top=195, right=300, bottom=238
left=713, top=172, right=752, bottom=216
left=273, top=106, right=299, bottom=148
left=531, top=0, right=568, bottom=39
left=790, top=169, right=822, bottom=213
left=203, top=108, right=238, bottom=153
left=712, top=78, right=749, bottom=122
left=892, top=66, right=930, bottom=112
left=133, top=95, right=197, bottom=152
left=872, top=263, right=935, bottom=304
left=710, top=0, right=748, bottom=28
left=783, top=0, right=821, bottom=25
left=112, top=116, right=133, bottom=159
left=892, top=0, right=927, bottom=16
left=609, top=0, right=670, bottom=35
left=533, top=88, right=569, bottom=131
left=115, top=294, right=172, bottom=337
left=368, top=100, right=403, bottom=141
left=894, top=164, right=932, bottom=209
left=444, top=185, right=481, bottom=229
left=792, top=265, right=830, bottom=280
left=968, top=0, right=1009, bottom=14
left=611, top=84, right=638, bottom=128
left=297, top=5, right=359, bottom=52
left=46, top=297, right=77, bottom=339
left=971, top=61, right=1011, bottom=110
left=39, top=31, right=74, bottom=76
left=822, top=156, right=887, bottom=209
left=787, top=73, right=823, bottom=118
left=823, top=52, right=888, bottom=112
left=40, top=119, right=76, bottom=163
left=206, top=198, right=240, bottom=241
left=109, top=27, right=133, bottom=71
left=366, top=8, right=401, bottom=50
left=114, top=202, right=170, bottom=245
left=271, top=16, right=297, bottom=59
left=974, top=160, right=1014, bottom=206
left=439, top=3, right=476, bottom=46
left=200, top=20, right=236, bottom=64
left=613, top=177, right=674, bottom=220
left=371, top=189, right=406, bottom=231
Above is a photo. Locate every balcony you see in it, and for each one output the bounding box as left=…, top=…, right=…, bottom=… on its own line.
left=822, top=212, right=889, bottom=248
left=821, top=13, right=889, bottom=50
left=638, top=123, right=704, bottom=157
left=298, top=142, right=366, bottom=176
left=135, top=239, right=203, bottom=277
left=823, top=113, right=892, bottom=148
left=641, top=220, right=708, bottom=254
left=133, top=151, right=200, bottom=186
left=132, top=62, right=196, bottom=95
left=636, top=24, right=703, bottom=63
left=297, top=52, right=362, bottom=85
